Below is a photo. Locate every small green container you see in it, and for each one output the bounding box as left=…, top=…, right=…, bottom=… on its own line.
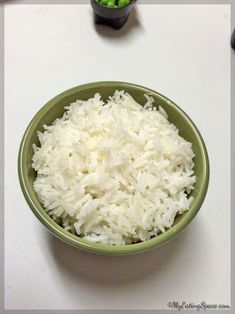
left=18, top=81, right=209, bottom=256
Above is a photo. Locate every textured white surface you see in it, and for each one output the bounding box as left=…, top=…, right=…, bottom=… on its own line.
left=5, top=4, right=231, bottom=310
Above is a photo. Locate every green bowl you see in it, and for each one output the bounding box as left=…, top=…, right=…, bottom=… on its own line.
left=18, top=81, right=209, bottom=255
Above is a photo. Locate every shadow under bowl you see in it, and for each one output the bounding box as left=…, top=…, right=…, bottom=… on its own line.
left=18, top=81, right=209, bottom=256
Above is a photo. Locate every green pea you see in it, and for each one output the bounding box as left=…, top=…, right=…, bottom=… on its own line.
left=100, top=0, right=109, bottom=5
left=118, top=0, right=130, bottom=8
left=97, top=0, right=131, bottom=8
left=107, top=0, right=115, bottom=7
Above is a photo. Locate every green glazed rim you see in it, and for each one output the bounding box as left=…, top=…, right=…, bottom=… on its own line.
left=18, top=81, right=209, bottom=255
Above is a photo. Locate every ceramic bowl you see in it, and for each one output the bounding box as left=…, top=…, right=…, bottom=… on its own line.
left=18, top=81, right=209, bottom=255
left=90, top=0, right=137, bottom=29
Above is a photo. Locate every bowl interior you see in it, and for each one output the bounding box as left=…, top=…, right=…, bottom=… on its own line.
left=19, top=82, right=209, bottom=255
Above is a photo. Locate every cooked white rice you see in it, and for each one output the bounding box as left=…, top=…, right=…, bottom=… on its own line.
left=32, top=90, right=196, bottom=245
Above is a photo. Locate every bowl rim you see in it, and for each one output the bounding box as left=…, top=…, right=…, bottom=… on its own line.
left=18, top=81, right=210, bottom=255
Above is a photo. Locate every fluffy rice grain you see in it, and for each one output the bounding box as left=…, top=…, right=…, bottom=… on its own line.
left=32, top=91, right=196, bottom=245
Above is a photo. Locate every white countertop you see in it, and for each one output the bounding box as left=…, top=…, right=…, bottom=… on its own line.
left=5, top=4, right=231, bottom=310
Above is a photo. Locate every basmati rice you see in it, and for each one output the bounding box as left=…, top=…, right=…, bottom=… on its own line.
left=32, top=91, right=196, bottom=245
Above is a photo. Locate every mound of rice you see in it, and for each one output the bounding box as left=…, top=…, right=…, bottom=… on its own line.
left=32, top=91, right=196, bottom=245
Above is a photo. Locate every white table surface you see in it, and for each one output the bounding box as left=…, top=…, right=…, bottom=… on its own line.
left=4, top=4, right=231, bottom=310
